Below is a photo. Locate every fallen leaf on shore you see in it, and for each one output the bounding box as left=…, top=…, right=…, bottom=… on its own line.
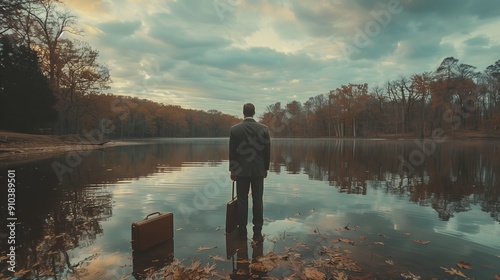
left=386, top=260, right=395, bottom=265
left=441, top=267, right=467, bottom=278
left=495, top=274, right=500, bottom=280
left=197, top=246, right=216, bottom=251
left=412, top=239, right=430, bottom=245
left=456, top=261, right=472, bottom=269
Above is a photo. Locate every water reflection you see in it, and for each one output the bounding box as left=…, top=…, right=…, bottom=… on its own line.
left=0, top=138, right=498, bottom=279
left=225, top=231, right=267, bottom=279
left=271, top=139, right=500, bottom=222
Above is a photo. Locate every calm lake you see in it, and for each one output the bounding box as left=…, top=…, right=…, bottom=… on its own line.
left=1, top=138, right=499, bottom=279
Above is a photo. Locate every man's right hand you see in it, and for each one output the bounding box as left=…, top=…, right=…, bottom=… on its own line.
left=230, top=174, right=236, bottom=181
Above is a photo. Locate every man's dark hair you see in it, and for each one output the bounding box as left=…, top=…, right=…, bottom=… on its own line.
left=243, top=103, right=255, bottom=117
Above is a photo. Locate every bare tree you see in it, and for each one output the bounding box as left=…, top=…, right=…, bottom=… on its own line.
left=55, top=39, right=111, bottom=133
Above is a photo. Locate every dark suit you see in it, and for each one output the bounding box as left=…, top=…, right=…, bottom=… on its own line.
left=229, top=118, right=270, bottom=234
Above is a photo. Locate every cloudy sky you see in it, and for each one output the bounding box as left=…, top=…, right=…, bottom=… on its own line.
left=64, top=0, right=500, bottom=117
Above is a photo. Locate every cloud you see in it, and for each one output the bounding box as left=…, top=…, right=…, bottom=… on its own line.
left=63, top=0, right=500, bottom=116
left=98, top=21, right=142, bottom=37
left=65, top=0, right=111, bottom=17
left=464, top=35, right=490, bottom=46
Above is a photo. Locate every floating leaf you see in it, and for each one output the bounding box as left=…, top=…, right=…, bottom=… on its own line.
left=209, top=255, right=226, bottom=262
left=403, top=232, right=411, bottom=236
left=359, top=235, right=366, bottom=240
left=373, top=242, right=385, bottom=246
left=197, top=246, right=216, bottom=251
left=203, top=263, right=217, bottom=274
left=401, top=271, right=421, bottom=279
left=236, top=259, right=251, bottom=264
left=235, top=268, right=247, bottom=275
left=456, top=261, right=472, bottom=270
left=335, top=271, right=350, bottom=280
left=386, top=260, right=395, bottom=266
left=412, top=239, right=430, bottom=245
left=296, top=242, right=310, bottom=250
left=310, top=208, right=315, bottom=213
left=249, top=262, right=270, bottom=272
left=295, top=212, right=301, bottom=216
left=344, top=223, right=356, bottom=231
left=441, top=267, right=467, bottom=278
left=303, top=267, right=326, bottom=280
left=249, top=252, right=282, bottom=272
left=337, top=238, right=355, bottom=245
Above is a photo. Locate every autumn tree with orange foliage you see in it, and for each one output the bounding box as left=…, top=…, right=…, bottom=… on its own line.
left=261, top=57, right=499, bottom=138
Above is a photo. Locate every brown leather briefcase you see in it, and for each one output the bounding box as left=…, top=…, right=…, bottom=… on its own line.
left=131, top=212, right=174, bottom=252
left=225, top=181, right=238, bottom=234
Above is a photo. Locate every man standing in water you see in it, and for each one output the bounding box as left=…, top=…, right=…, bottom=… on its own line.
left=229, top=103, right=271, bottom=241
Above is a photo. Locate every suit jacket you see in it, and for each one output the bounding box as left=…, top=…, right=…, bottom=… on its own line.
left=229, top=118, right=270, bottom=177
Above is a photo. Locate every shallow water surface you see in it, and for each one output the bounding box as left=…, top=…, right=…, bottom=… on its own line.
left=0, top=138, right=499, bottom=279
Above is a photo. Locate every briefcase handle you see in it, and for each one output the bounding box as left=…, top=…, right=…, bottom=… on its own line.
left=232, top=181, right=236, bottom=200
left=145, top=212, right=161, bottom=219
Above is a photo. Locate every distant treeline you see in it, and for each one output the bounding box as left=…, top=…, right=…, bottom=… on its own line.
left=77, top=94, right=240, bottom=138
left=260, top=57, right=500, bottom=138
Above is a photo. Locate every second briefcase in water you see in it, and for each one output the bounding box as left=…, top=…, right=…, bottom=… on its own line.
left=131, top=212, right=174, bottom=252
left=225, top=181, right=238, bottom=234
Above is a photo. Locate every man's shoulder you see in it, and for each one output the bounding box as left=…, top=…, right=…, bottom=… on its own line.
left=230, top=121, right=244, bottom=131
left=254, top=122, right=269, bottom=130
left=231, top=121, right=243, bottom=127
left=231, top=119, right=269, bottom=130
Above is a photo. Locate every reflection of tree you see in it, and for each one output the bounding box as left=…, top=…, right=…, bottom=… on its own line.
left=0, top=161, right=112, bottom=278
left=270, top=139, right=500, bottom=222
left=0, top=140, right=229, bottom=278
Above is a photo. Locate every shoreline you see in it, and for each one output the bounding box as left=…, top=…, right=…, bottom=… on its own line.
left=0, top=131, right=142, bottom=165
left=1, top=130, right=499, bottom=165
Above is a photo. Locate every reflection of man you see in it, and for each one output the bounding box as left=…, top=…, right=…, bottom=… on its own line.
left=228, top=234, right=267, bottom=279
left=229, top=103, right=271, bottom=241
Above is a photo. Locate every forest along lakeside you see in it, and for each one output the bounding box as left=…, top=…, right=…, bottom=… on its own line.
left=0, top=139, right=499, bottom=279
